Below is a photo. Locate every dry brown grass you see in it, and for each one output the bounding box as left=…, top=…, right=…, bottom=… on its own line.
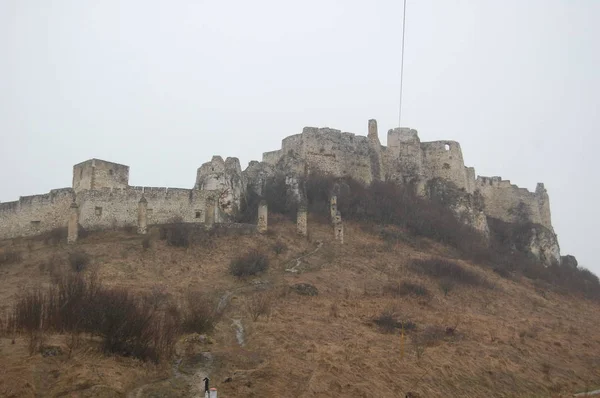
left=0, top=217, right=599, bottom=397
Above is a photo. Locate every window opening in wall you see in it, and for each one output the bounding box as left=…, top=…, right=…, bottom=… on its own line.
left=195, top=210, right=203, bottom=219
left=30, top=220, right=41, bottom=226
left=443, top=163, right=451, bottom=169
left=109, top=169, right=114, bottom=176
left=95, top=207, right=103, bottom=216
left=444, top=144, right=450, bottom=151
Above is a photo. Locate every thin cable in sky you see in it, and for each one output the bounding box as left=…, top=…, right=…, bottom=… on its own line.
left=398, top=0, right=407, bottom=127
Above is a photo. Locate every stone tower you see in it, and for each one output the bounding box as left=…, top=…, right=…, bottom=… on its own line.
left=72, top=159, right=129, bottom=193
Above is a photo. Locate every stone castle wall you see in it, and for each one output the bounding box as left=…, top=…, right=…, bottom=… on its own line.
left=476, top=177, right=553, bottom=230
left=73, top=159, right=129, bottom=193
left=262, top=127, right=381, bottom=184
left=0, top=120, right=557, bottom=265
left=0, top=188, right=74, bottom=239
left=76, top=187, right=211, bottom=231
left=261, top=122, right=554, bottom=234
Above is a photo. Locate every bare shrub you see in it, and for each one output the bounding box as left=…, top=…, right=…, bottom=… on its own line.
left=146, top=284, right=170, bottom=310
left=329, top=301, right=339, bottom=318
left=245, top=292, right=273, bottom=322
left=180, top=290, right=218, bottom=334
left=272, top=241, right=288, bottom=255
left=411, top=258, right=492, bottom=288
left=12, top=288, right=45, bottom=334
left=439, top=278, right=455, bottom=297
left=383, top=281, right=430, bottom=298
left=236, top=188, right=261, bottom=223
left=229, top=249, right=269, bottom=277
left=373, top=308, right=416, bottom=334
left=262, top=175, right=298, bottom=217
left=68, top=251, right=90, bottom=272
left=0, top=250, right=23, bottom=266
left=161, top=223, right=191, bottom=248
left=10, top=273, right=179, bottom=362
left=43, top=227, right=67, bottom=246
left=142, top=236, right=152, bottom=250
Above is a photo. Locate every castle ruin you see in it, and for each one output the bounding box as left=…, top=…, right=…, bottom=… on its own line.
left=0, top=120, right=566, bottom=265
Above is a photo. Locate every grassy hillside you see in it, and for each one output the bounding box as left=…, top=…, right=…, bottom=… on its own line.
left=1, top=216, right=599, bottom=397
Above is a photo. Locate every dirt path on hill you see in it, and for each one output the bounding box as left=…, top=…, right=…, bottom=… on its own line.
left=127, top=243, right=324, bottom=397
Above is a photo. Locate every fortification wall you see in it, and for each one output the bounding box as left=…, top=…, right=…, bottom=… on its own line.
left=73, top=159, right=129, bottom=193
left=76, top=187, right=210, bottom=231
left=262, top=127, right=378, bottom=183
left=0, top=188, right=74, bottom=239
left=476, top=176, right=552, bottom=230
left=384, top=128, right=423, bottom=183
left=72, top=161, right=94, bottom=193
left=420, top=141, right=472, bottom=192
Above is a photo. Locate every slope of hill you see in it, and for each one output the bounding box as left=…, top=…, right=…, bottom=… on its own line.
left=1, top=215, right=599, bottom=397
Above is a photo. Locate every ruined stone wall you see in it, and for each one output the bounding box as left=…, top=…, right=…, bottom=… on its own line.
left=76, top=187, right=210, bottom=231
left=420, top=141, right=472, bottom=192
left=73, top=159, right=129, bottom=193
left=257, top=122, right=556, bottom=239
left=384, top=128, right=423, bottom=183
left=0, top=188, right=74, bottom=239
left=262, top=127, right=379, bottom=183
left=476, top=176, right=552, bottom=230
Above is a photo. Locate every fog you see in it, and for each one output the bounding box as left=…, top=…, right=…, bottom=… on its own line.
left=1, top=0, right=598, bottom=272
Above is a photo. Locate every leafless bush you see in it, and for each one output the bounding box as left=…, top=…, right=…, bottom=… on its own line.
left=411, top=258, right=492, bottom=288
left=329, top=301, right=339, bottom=318
left=438, top=278, right=455, bottom=297
left=272, top=241, right=288, bottom=255
left=383, top=281, right=430, bottom=298
left=229, top=249, right=269, bottom=277
left=142, top=236, right=152, bottom=250
left=180, top=290, right=219, bottom=334
left=146, top=284, right=170, bottom=310
left=68, top=251, right=90, bottom=272
left=10, top=273, right=179, bottom=362
left=160, top=223, right=191, bottom=248
left=42, top=227, right=67, bottom=246
left=373, top=308, right=416, bottom=334
left=0, top=250, right=23, bottom=266
left=246, top=292, right=273, bottom=322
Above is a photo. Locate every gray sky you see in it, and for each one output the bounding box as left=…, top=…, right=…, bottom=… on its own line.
left=1, top=0, right=598, bottom=273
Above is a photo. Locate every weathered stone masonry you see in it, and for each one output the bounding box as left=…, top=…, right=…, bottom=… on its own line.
left=0, top=120, right=569, bottom=266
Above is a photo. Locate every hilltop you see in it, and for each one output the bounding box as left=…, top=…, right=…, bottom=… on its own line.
left=1, top=211, right=599, bottom=397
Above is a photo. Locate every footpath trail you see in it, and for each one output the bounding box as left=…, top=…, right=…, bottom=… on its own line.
left=127, top=242, right=325, bottom=397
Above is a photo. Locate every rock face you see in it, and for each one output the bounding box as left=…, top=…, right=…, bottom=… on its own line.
left=561, top=255, right=578, bottom=269
left=525, top=225, right=561, bottom=265
left=195, top=156, right=246, bottom=217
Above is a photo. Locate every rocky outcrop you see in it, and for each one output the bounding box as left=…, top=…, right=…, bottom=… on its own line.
left=196, top=156, right=246, bottom=217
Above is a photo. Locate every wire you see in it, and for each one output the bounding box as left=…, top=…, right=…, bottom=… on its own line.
left=399, top=0, right=407, bottom=127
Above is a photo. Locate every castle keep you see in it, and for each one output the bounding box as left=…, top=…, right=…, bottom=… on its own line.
left=0, top=120, right=562, bottom=265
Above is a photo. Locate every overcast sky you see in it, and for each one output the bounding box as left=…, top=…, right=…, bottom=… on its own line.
left=1, top=0, right=598, bottom=273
